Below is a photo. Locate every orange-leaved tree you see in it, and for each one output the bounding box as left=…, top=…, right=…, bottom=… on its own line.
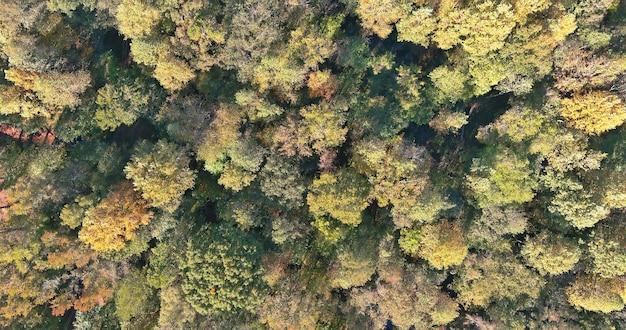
left=79, top=181, right=153, bottom=252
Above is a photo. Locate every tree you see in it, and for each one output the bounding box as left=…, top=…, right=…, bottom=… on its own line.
left=307, top=70, right=338, bottom=100
left=124, top=140, right=196, bottom=212
left=299, top=101, right=348, bottom=154
left=466, top=147, right=537, bottom=208
left=588, top=220, right=626, bottom=278
left=352, top=137, right=433, bottom=227
left=153, top=55, right=196, bottom=91
left=259, top=154, right=306, bottom=208
left=396, top=7, right=437, bottom=47
left=218, top=0, right=285, bottom=84
left=468, top=206, right=528, bottom=248
left=429, top=65, right=471, bottom=103
left=115, top=0, right=161, bottom=39
left=114, top=270, right=154, bottom=324
left=453, top=252, right=545, bottom=308
left=479, top=105, right=546, bottom=144
left=566, top=274, right=625, bottom=313
left=560, top=91, right=626, bottom=135
left=433, top=1, right=516, bottom=56
left=512, top=0, right=550, bottom=23
left=429, top=109, right=468, bottom=133
left=94, top=77, right=155, bottom=131
left=78, top=181, right=153, bottom=252
left=307, top=169, right=371, bottom=227
left=235, top=89, right=283, bottom=121
left=521, top=232, right=581, bottom=276
left=252, top=55, right=307, bottom=94
left=157, top=284, right=197, bottom=329
left=328, top=225, right=379, bottom=289
left=553, top=41, right=626, bottom=93
left=197, top=105, right=242, bottom=174
left=355, top=0, right=410, bottom=38
left=350, top=265, right=459, bottom=328
left=59, top=195, right=95, bottom=229
left=399, top=220, right=468, bottom=270
left=181, top=224, right=266, bottom=316
left=31, top=71, right=91, bottom=108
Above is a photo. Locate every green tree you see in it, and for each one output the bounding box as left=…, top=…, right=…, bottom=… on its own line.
left=31, top=71, right=91, bottom=108
left=396, top=7, right=437, bottom=47
left=466, top=147, right=537, bottom=208
left=588, top=220, right=626, bottom=278
left=114, top=270, right=154, bottom=325
left=428, top=65, right=471, bottom=103
left=181, top=224, right=266, bottom=316
left=351, top=265, right=459, bottom=328
left=259, top=154, right=306, bottom=208
left=94, top=77, right=155, bottom=131
left=115, top=0, right=161, bottom=39
left=157, top=284, right=197, bottom=329
left=468, top=206, right=528, bottom=248
left=355, top=0, right=410, bottom=38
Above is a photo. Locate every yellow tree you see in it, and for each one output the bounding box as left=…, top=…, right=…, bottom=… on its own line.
left=566, top=274, right=625, bottom=313
left=356, top=0, right=410, bottom=38
left=399, top=220, right=468, bottom=270
left=521, top=232, right=581, bottom=276
left=116, top=0, right=161, bottom=39
left=307, top=169, right=371, bottom=227
left=560, top=91, right=626, bottom=135
left=396, top=7, right=437, bottom=47
left=124, top=140, right=196, bottom=212
left=453, top=251, right=545, bottom=308
left=79, top=182, right=153, bottom=252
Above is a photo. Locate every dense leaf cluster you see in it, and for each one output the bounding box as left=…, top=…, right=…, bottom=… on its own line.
left=2, top=0, right=626, bottom=329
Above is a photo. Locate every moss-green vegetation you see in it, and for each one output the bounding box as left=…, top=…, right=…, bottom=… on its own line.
left=1, top=0, right=626, bottom=328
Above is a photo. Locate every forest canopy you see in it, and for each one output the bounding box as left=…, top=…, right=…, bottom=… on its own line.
left=2, top=0, right=626, bottom=329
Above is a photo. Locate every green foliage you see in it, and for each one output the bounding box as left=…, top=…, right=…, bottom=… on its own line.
left=466, top=147, right=537, bottom=207
left=114, top=270, right=153, bottom=324
left=396, top=7, right=437, bottom=47
left=350, top=265, right=459, bottom=328
left=157, top=284, right=197, bottom=329
left=181, top=224, right=266, bottom=316
left=154, top=55, right=196, bottom=91
left=4, top=0, right=626, bottom=328
left=94, top=77, right=155, bottom=131
left=355, top=0, right=409, bottom=38
left=116, top=0, right=161, bottom=39
left=299, top=101, right=348, bottom=154
left=259, top=154, right=306, bottom=208
left=146, top=242, right=180, bottom=289
left=468, top=206, right=528, bottom=247
left=588, top=220, right=626, bottom=278
left=429, top=65, right=471, bottom=103
left=59, top=195, right=95, bottom=229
